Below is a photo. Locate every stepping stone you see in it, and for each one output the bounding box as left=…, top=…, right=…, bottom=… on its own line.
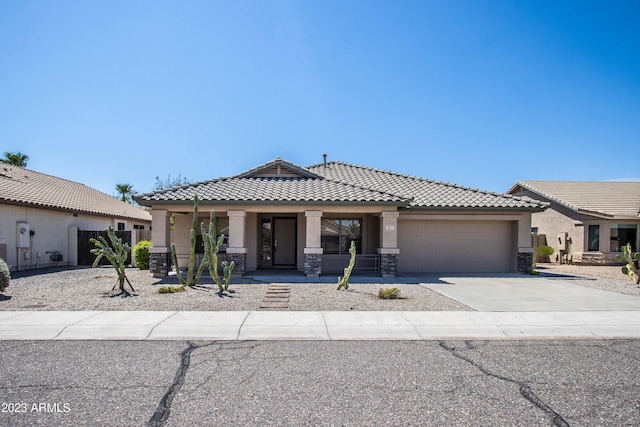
left=259, top=285, right=292, bottom=309
left=259, top=302, right=289, bottom=309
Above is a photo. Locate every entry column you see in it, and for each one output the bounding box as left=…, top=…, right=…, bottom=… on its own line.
left=378, top=211, right=399, bottom=277
left=149, top=209, right=172, bottom=277
left=304, top=210, right=323, bottom=277
left=227, top=210, right=247, bottom=274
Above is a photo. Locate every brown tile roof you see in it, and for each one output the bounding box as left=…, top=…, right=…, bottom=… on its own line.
left=509, top=181, right=640, bottom=219
left=136, top=158, right=546, bottom=211
left=0, top=165, right=152, bottom=222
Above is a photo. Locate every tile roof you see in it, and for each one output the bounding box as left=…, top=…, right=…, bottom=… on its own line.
left=0, top=165, right=152, bottom=222
left=509, top=181, right=640, bottom=219
left=136, top=158, right=547, bottom=211
left=307, top=161, right=547, bottom=210
left=137, top=177, right=409, bottom=204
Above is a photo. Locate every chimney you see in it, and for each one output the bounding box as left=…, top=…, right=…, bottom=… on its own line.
left=323, top=153, right=327, bottom=168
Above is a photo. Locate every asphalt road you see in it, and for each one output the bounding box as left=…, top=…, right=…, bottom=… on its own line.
left=1, top=340, right=639, bottom=426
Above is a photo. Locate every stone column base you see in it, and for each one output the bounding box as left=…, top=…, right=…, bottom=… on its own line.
left=517, top=252, right=534, bottom=272
left=150, top=252, right=171, bottom=277
left=380, top=253, right=398, bottom=277
left=304, top=253, right=322, bottom=276
left=227, top=253, right=246, bottom=275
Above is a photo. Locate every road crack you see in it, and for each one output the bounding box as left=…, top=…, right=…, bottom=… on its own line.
left=439, top=341, right=570, bottom=427
left=147, top=341, right=262, bottom=426
left=147, top=341, right=209, bottom=426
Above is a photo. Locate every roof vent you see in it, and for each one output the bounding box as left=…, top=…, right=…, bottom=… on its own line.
left=323, top=153, right=327, bottom=168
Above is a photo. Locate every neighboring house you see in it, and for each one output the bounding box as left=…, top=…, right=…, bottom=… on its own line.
left=0, top=165, right=152, bottom=271
left=507, top=181, right=640, bottom=264
left=135, top=158, right=547, bottom=277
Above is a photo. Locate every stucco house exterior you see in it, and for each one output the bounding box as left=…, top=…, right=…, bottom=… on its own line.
left=136, top=158, right=547, bottom=277
left=0, top=165, right=152, bottom=271
left=507, top=181, right=640, bottom=265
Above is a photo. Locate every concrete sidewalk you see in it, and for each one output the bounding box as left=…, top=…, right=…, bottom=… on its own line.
left=1, top=310, right=640, bottom=340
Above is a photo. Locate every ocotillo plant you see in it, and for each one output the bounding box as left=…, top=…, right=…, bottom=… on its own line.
left=201, top=209, right=235, bottom=292
left=90, top=226, right=135, bottom=296
left=337, top=241, right=357, bottom=290
left=171, top=195, right=207, bottom=288
left=615, top=242, right=640, bottom=285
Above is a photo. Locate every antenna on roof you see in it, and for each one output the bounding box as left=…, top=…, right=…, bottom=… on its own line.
left=323, top=153, right=327, bottom=168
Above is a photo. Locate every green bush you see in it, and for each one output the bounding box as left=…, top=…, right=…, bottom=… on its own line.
left=133, top=240, right=152, bottom=270
left=378, top=287, right=402, bottom=299
left=536, top=245, right=555, bottom=262
left=0, top=257, right=10, bottom=293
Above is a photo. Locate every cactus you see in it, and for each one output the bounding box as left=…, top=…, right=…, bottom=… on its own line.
left=201, top=209, right=235, bottom=292
left=337, top=241, right=357, bottom=290
left=171, top=195, right=207, bottom=288
left=90, top=227, right=135, bottom=296
left=615, top=243, right=640, bottom=285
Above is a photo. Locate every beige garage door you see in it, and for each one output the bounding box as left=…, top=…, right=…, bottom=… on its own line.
left=397, top=220, right=513, bottom=273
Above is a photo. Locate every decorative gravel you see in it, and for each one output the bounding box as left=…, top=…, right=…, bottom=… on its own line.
left=3, top=264, right=638, bottom=311
left=0, top=267, right=473, bottom=312
left=536, top=263, right=640, bottom=297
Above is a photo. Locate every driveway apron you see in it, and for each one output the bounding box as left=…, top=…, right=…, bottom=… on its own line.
left=420, top=275, right=640, bottom=311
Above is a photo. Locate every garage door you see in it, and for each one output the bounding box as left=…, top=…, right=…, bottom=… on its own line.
left=397, top=220, right=513, bottom=273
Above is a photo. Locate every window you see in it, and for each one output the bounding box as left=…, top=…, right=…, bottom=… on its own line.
left=195, top=217, right=229, bottom=253
left=321, top=218, right=361, bottom=254
left=610, top=224, right=637, bottom=252
left=117, top=222, right=125, bottom=231
left=587, top=225, right=600, bottom=251
left=134, top=224, right=145, bottom=230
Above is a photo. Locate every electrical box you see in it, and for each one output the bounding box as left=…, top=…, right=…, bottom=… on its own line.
left=16, top=223, right=30, bottom=248
left=557, top=232, right=568, bottom=251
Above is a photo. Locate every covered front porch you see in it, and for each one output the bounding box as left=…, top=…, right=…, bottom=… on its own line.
left=149, top=206, right=401, bottom=278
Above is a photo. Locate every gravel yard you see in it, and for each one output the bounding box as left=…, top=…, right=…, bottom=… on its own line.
left=1, top=264, right=638, bottom=311
left=536, top=263, right=640, bottom=297
left=0, top=267, right=472, bottom=312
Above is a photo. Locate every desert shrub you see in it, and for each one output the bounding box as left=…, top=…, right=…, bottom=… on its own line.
left=158, top=285, right=186, bottom=294
left=378, top=287, right=402, bottom=299
left=133, top=240, right=152, bottom=270
left=536, top=245, right=554, bottom=262
left=0, top=258, right=10, bottom=292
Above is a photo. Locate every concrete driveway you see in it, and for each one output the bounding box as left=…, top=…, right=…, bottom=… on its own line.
left=419, top=274, right=640, bottom=311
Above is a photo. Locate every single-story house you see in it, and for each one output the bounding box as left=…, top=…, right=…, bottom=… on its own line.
left=507, top=181, right=640, bottom=264
left=136, top=157, right=547, bottom=277
left=0, top=165, right=152, bottom=271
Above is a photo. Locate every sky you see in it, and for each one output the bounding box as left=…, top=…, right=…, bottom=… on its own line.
left=1, top=0, right=639, bottom=199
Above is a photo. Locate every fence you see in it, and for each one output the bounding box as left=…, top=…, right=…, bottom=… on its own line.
left=322, top=254, right=380, bottom=274
left=77, top=230, right=132, bottom=266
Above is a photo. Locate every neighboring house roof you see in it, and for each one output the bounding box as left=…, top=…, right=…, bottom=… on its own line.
left=508, top=181, right=640, bottom=219
left=0, top=165, right=152, bottom=222
left=136, top=157, right=547, bottom=211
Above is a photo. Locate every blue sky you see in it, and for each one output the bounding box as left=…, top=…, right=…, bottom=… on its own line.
left=1, top=0, right=639, bottom=198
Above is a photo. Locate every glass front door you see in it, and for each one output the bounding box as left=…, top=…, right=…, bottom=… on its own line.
left=259, top=217, right=297, bottom=268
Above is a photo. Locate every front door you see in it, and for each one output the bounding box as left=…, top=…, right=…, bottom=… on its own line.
left=273, top=218, right=296, bottom=267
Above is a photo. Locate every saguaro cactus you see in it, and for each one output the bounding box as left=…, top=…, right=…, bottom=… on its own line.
left=337, top=241, right=357, bottom=290
left=615, top=243, right=640, bottom=285
left=171, top=195, right=207, bottom=288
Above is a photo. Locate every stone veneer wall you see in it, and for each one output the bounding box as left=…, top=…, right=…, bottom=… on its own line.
left=227, top=253, right=246, bottom=274
left=380, top=254, right=398, bottom=277
left=304, top=253, right=322, bottom=276
left=517, top=252, right=534, bottom=272
left=150, top=252, right=171, bottom=276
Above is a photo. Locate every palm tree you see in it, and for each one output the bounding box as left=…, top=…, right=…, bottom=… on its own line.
left=1, top=151, right=29, bottom=167
left=115, top=183, right=135, bottom=203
